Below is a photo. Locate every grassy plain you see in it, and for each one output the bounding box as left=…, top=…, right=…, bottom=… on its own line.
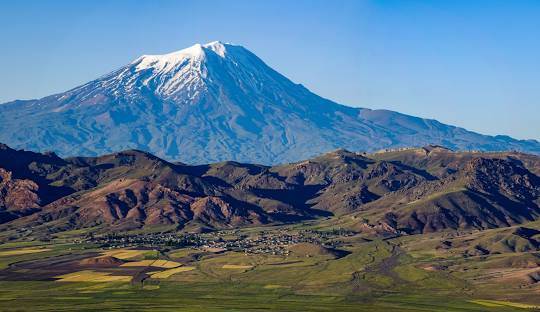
left=0, top=223, right=539, bottom=311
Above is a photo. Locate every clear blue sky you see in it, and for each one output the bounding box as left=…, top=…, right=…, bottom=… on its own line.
left=1, top=0, right=539, bottom=140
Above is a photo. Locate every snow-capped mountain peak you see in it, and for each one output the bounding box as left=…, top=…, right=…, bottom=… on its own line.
left=96, top=41, right=251, bottom=101
left=134, top=44, right=206, bottom=72
left=134, top=41, right=232, bottom=72
left=81, top=40, right=290, bottom=103
left=1, top=41, right=538, bottom=164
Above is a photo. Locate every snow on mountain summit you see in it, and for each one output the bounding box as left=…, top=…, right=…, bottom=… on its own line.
left=70, top=40, right=301, bottom=104
left=202, top=40, right=230, bottom=57
left=77, top=41, right=281, bottom=102
left=134, top=41, right=232, bottom=72
left=67, top=41, right=242, bottom=102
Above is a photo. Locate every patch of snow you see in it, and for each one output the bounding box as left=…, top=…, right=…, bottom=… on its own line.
left=203, top=41, right=228, bottom=58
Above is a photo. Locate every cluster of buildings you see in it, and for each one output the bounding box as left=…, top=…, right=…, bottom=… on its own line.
left=83, top=228, right=355, bottom=256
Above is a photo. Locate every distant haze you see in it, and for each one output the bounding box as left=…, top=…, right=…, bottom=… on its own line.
left=0, top=0, right=539, bottom=140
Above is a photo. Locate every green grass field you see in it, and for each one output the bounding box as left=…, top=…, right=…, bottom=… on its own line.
left=0, top=225, right=539, bottom=311
left=0, top=281, right=529, bottom=312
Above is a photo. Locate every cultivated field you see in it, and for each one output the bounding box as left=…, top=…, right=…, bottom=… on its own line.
left=0, top=223, right=539, bottom=311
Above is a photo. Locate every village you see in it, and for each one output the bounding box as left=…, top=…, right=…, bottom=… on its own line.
left=82, top=228, right=356, bottom=256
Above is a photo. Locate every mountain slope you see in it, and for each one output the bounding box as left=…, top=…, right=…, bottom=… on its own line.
left=0, top=143, right=538, bottom=236
left=352, top=157, right=540, bottom=234
left=0, top=41, right=539, bottom=164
